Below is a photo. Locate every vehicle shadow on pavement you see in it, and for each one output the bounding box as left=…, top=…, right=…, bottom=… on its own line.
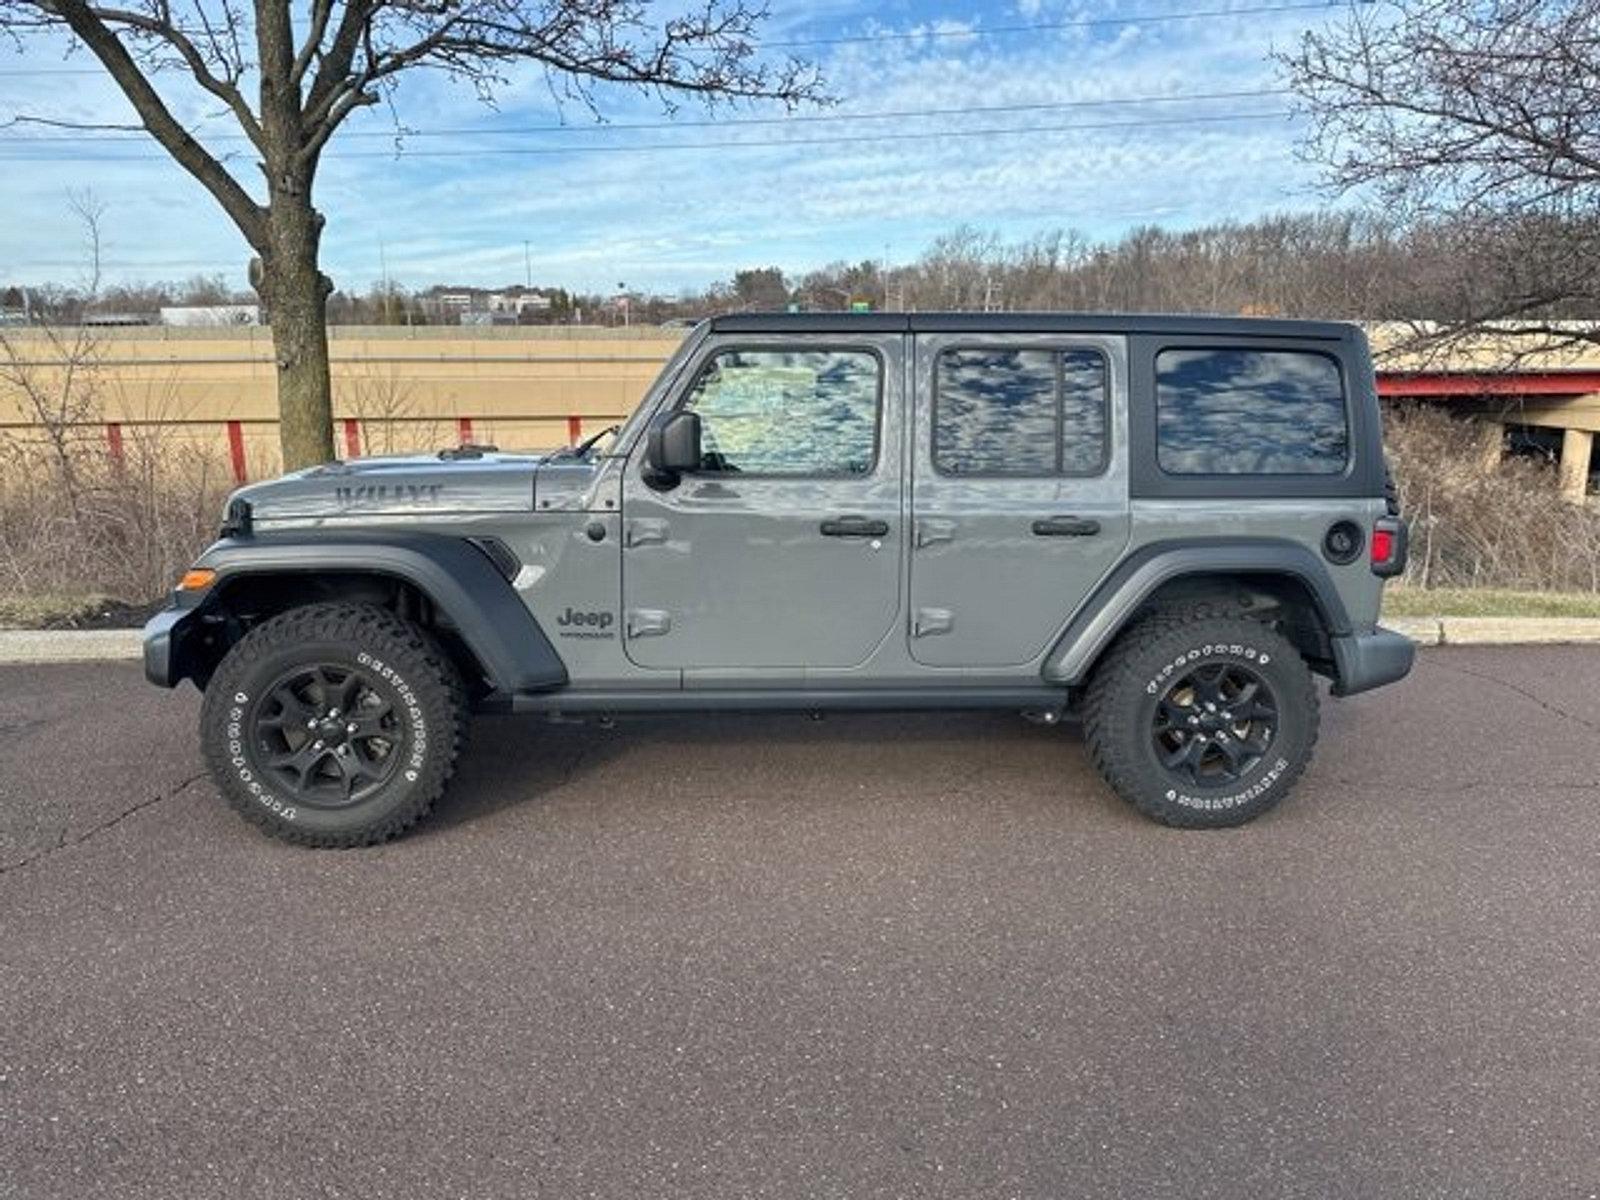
left=424, top=710, right=1103, bottom=835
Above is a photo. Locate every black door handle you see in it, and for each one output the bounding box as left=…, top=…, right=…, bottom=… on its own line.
left=821, top=516, right=889, bottom=538
left=1032, top=516, right=1101, bottom=537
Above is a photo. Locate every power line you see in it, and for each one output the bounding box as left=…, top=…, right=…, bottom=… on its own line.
left=762, top=0, right=1351, bottom=47
left=0, top=109, right=1294, bottom=162
left=0, top=1, right=1355, bottom=75
left=0, top=87, right=1292, bottom=143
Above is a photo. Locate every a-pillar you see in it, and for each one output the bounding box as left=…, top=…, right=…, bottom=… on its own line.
left=1558, top=427, right=1594, bottom=504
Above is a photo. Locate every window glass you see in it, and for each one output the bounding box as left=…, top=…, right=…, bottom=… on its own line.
left=1060, top=352, right=1109, bottom=474
left=934, top=348, right=1108, bottom=476
left=681, top=349, right=879, bottom=475
left=1156, top=349, right=1348, bottom=475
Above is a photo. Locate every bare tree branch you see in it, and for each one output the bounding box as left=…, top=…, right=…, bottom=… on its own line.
left=1279, top=0, right=1600, bottom=352
left=21, top=0, right=268, bottom=247
left=0, top=0, right=826, bottom=468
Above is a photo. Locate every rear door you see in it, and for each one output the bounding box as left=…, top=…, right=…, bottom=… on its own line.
left=908, top=332, right=1130, bottom=667
left=620, top=333, right=904, bottom=673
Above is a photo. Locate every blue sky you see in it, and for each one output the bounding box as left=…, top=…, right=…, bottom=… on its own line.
left=0, top=1, right=1347, bottom=295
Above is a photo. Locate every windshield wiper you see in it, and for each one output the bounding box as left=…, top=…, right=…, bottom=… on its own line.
left=555, top=424, right=621, bottom=460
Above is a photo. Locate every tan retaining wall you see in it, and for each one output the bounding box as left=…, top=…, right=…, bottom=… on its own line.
left=0, top=325, right=685, bottom=481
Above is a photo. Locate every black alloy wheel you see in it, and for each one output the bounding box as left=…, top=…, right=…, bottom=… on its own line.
left=252, top=663, right=406, bottom=807
left=1151, top=662, right=1278, bottom=786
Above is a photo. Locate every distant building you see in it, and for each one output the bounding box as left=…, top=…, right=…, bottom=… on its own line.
left=459, top=310, right=517, bottom=326
left=83, top=312, right=154, bottom=327
left=420, top=285, right=560, bottom=322
left=159, top=304, right=261, bottom=327
left=488, top=289, right=553, bottom=316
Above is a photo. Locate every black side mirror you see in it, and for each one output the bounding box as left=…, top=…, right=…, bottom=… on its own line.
left=644, top=410, right=701, bottom=487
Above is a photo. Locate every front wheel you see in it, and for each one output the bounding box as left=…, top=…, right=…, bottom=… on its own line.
left=200, top=602, right=466, bottom=847
left=1082, top=615, right=1319, bottom=828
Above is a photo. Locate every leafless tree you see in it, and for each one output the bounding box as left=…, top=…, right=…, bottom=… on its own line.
left=0, top=1, right=824, bottom=468
left=0, top=189, right=109, bottom=516
left=1279, top=0, right=1600, bottom=357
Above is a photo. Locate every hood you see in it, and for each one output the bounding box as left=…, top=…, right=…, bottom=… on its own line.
left=234, top=450, right=545, bottom=523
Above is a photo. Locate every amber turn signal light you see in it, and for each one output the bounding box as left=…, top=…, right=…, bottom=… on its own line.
left=177, top=568, right=216, bottom=591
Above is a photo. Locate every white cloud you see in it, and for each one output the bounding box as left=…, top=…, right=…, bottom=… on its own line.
left=0, top=1, right=1330, bottom=292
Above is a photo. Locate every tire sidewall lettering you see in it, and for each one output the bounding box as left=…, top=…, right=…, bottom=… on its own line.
left=1145, top=642, right=1272, bottom=696
left=222, top=650, right=430, bottom=823
left=1165, top=756, right=1291, bottom=811
left=223, top=687, right=298, bottom=822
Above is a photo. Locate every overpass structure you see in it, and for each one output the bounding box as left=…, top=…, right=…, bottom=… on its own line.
left=1371, top=325, right=1600, bottom=503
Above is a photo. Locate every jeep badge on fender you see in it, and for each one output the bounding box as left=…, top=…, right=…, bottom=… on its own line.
left=556, top=608, right=615, bottom=636
left=142, top=312, right=1413, bottom=847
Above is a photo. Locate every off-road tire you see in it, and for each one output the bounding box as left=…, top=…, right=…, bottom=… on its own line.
left=1083, top=614, right=1318, bottom=829
left=200, top=602, right=466, bottom=847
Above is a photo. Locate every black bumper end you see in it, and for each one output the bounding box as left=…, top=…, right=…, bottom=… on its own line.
left=1329, top=627, right=1416, bottom=697
left=142, top=606, right=193, bottom=688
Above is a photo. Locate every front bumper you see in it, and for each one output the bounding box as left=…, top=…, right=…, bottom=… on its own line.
left=1329, top=626, right=1416, bottom=697
left=142, top=603, right=201, bottom=688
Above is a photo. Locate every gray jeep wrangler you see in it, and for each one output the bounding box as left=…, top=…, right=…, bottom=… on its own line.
left=144, top=313, right=1413, bottom=846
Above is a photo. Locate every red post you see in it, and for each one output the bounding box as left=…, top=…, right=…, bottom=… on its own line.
left=343, top=418, right=362, bottom=460
left=457, top=416, right=474, bottom=444
left=105, top=422, right=124, bottom=469
left=567, top=415, right=583, bottom=445
left=226, top=420, right=247, bottom=484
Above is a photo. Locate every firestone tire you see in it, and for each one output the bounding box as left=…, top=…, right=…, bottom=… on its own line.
left=1082, top=614, right=1319, bottom=829
left=199, top=602, right=466, bottom=847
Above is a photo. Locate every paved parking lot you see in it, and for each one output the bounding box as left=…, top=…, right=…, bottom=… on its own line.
left=2, top=647, right=1597, bottom=1199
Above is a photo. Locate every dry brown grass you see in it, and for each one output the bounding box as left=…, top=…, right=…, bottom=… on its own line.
left=1, top=387, right=1593, bottom=619
left=0, top=432, right=232, bottom=607
left=1385, top=405, right=1600, bottom=593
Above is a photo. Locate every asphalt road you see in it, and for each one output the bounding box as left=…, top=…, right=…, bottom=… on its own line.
left=2, top=648, right=1597, bottom=1199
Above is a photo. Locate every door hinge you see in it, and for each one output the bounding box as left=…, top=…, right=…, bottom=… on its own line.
left=912, top=607, right=954, bottom=637
left=915, top=519, right=955, bottom=548
left=625, top=518, right=669, bottom=548
left=626, top=609, right=672, bottom=638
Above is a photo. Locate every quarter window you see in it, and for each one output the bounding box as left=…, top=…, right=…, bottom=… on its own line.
left=681, top=348, right=880, bottom=475
left=1156, top=348, right=1349, bottom=475
left=934, top=347, right=1108, bottom=476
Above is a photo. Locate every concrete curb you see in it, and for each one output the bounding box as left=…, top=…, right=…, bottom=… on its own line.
left=1383, top=616, right=1600, bottom=646
left=0, top=629, right=142, bottom=664
left=5, top=617, right=1600, bottom=665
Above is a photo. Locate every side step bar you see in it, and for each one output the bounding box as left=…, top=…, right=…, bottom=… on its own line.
left=498, top=685, right=1069, bottom=715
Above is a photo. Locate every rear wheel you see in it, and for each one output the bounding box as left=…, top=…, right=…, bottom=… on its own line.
left=200, top=602, right=466, bottom=847
left=1083, top=615, right=1318, bottom=828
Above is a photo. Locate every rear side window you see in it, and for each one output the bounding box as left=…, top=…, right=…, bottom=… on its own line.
left=935, top=347, right=1108, bottom=476
left=1156, top=348, right=1348, bottom=475
left=681, top=348, right=880, bottom=475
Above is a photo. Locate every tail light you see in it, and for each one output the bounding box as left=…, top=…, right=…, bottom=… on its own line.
left=1371, top=516, right=1406, bottom=577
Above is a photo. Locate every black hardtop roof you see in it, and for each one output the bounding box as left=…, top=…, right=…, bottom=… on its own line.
left=706, top=311, right=1358, bottom=340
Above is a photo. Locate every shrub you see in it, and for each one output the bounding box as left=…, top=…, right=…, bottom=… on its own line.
left=1385, top=404, right=1600, bottom=592
left=0, top=431, right=231, bottom=607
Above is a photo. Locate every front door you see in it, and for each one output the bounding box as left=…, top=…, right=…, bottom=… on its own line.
left=621, top=334, right=904, bottom=673
left=908, top=333, right=1131, bottom=668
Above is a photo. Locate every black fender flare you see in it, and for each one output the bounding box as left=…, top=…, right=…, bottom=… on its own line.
left=1042, top=538, right=1353, bottom=686
left=152, top=531, right=567, bottom=692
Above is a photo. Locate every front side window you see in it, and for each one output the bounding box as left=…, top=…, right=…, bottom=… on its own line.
left=679, top=348, right=880, bottom=476
left=1156, top=348, right=1349, bottom=475
left=934, top=347, right=1108, bottom=476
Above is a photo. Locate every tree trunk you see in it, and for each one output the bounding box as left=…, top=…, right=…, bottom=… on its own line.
left=256, top=193, right=335, bottom=470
